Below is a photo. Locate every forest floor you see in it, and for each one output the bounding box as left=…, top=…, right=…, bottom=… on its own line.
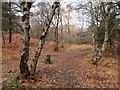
left=2, top=32, right=119, bottom=88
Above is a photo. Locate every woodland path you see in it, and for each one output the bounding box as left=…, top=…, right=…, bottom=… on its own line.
left=37, top=48, right=93, bottom=88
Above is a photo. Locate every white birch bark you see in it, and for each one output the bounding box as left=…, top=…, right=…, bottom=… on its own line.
left=30, top=2, right=60, bottom=74
left=20, top=2, right=32, bottom=77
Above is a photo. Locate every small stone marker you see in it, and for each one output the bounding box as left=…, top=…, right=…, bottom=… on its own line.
left=44, top=53, right=51, bottom=64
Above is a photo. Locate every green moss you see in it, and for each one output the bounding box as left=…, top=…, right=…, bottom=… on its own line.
left=5, top=77, right=24, bottom=88
left=6, top=77, right=18, bottom=84
left=7, top=84, right=24, bottom=88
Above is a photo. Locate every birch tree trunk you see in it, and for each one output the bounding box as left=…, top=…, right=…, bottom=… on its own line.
left=30, top=2, right=60, bottom=74
left=90, top=2, right=98, bottom=56
left=92, top=34, right=98, bottom=55
left=20, top=2, right=32, bottom=77
left=92, top=15, right=109, bottom=65
left=92, top=2, right=119, bottom=65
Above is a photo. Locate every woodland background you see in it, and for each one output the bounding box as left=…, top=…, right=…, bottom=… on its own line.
left=1, top=0, right=120, bottom=89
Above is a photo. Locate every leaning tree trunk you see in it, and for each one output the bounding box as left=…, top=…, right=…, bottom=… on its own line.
left=20, top=2, right=32, bottom=77
left=92, top=16, right=109, bottom=65
left=30, top=2, right=60, bottom=74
